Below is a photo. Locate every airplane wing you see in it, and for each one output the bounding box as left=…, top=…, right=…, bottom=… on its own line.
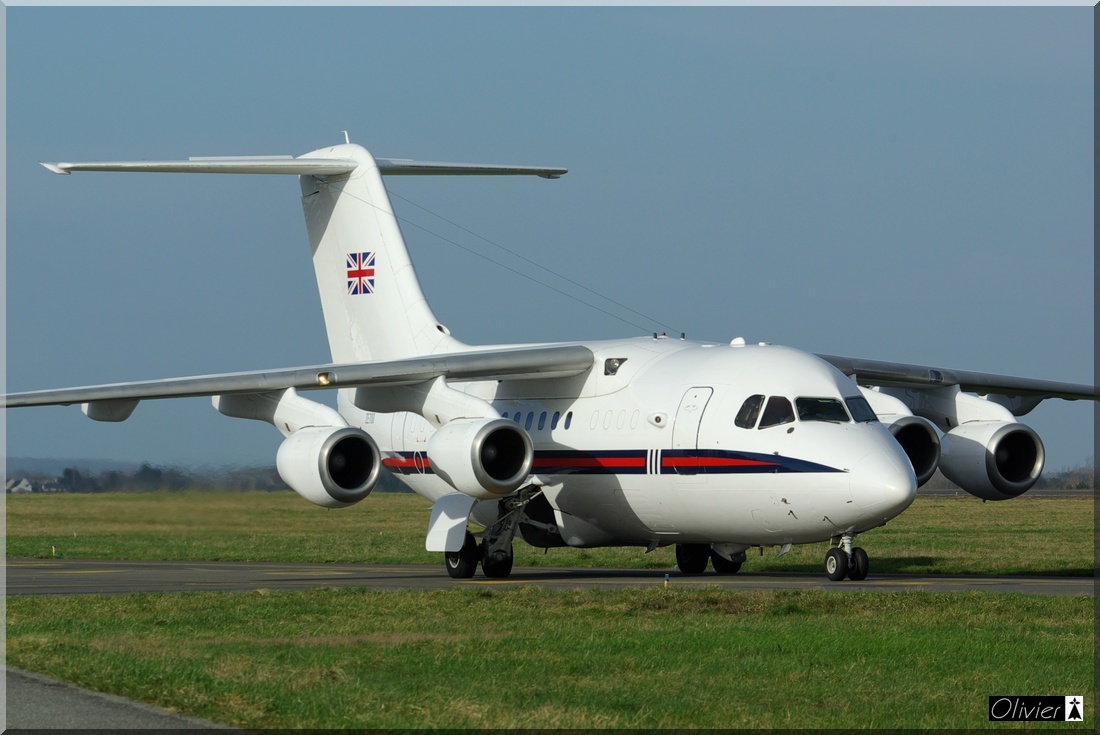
left=818, top=353, right=1097, bottom=410
left=2, top=345, right=594, bottom=409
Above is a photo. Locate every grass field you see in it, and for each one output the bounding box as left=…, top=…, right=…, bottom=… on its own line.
left=6, top=587, right=1093, bottom=729
left=6, top=490, right=1095, bottom=575
left=5, top=490, right=1095, bottom=729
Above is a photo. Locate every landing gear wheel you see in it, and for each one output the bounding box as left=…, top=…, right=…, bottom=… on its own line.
left=676, top=544, right=710, bottom=575
left=824, top=547, right=848, bottom=581
left=481, top=539, right=514, bottom=579
left=849, top=547, right=869, bottom=581
left=710, top=550, right=743, bottom=575
left=445, top=531, right=480, bottom=579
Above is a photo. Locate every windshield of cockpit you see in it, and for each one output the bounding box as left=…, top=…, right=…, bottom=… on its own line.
left=734, top=394, right=878, bottom=429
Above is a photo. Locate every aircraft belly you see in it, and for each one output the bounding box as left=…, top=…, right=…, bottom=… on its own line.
left=636, top=471, right=855, bottom=545
left=544, top=478, right=652, bottom=544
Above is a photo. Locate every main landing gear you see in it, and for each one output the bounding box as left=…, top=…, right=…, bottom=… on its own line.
left=445, top=489, right=538, bottom=580
left=675, top=544, right=746, bottom=575
left=443, top=526, right=517, bottom=580
left=445, top=531, right=481, bottom=579
left=824, top=534, right=869, bottom=581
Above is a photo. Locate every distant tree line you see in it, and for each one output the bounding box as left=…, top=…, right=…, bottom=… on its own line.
left=1036, top=456, right=1095, bottom=490
left=921, top=456, right=1094, bottom=491
left=8, top=463, right=412, bottom=494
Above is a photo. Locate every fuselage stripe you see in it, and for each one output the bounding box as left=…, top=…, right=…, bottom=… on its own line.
left=661, top=456, right=775, bottom=468
left=382, top=449, right=842, bottom=477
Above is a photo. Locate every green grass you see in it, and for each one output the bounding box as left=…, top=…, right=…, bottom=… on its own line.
left=6, top=586, right=1092, bottom=729
left=5, top=491, right=1095, bottom=728
left=6, top=490, right=1094, bottom=575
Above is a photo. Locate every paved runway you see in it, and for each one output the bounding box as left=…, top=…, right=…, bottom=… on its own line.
left=6, top=558, right=1093, bottom=596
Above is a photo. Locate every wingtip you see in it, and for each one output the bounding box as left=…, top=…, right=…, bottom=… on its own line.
left=40, top=162, right=70, bottom=175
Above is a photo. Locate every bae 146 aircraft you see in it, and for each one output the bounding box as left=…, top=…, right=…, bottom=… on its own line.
left=6, top=140, right=1097, bottom=581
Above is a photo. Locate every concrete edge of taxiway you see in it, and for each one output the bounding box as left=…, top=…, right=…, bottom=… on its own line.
left=4, top=666, right=240, bottom=731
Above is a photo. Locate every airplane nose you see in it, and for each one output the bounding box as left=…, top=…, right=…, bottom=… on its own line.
left=849, top=447, right=917, bottom=517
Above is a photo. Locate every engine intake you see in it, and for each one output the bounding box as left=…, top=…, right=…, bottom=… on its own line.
left=276, top=426, right=382, bottom=508
left=886, top=415, right=940, bottom=488
left=427, top=417, right=534, bottom=499
left=939, top=421, right=1045, bottom=501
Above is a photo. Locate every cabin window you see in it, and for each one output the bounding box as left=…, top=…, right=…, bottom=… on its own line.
left=845, top=396, right=878, bottom=423
left=551, top=411, right=561, bottom=430
left=500, top=411, right=509, bottom=420
left=735, top=394, right=765, bottom=429
left=537, top=411, right=548, bottom=430
left=525, top=413, right=534, bottom=430
left=796, top=398, right=850, bottom=423
left=564, top=411, right=573, bottom=430
left=759, top=396, right=795, bottom=428
left=513, top=413, right=522, bottom=424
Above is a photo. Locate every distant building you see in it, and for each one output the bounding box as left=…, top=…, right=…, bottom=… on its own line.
left=6, top=478, right=34, bottom=494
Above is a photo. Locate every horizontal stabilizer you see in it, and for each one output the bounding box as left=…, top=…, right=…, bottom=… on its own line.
left=40, top=157, right=358, bottom=176
left=375, top=158, right=567, bottom=179
left=41, top=156, right=567, bottom=179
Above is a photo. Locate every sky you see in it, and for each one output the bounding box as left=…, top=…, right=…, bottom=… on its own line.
left=4, top=5, right=1094, bottom=473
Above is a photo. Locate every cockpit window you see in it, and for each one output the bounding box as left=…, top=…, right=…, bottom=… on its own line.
left=759, top=396, right=795, bottom=428
left=845, top=396, right=878, bottom=423
left=735, top=394, right=765, bottom=429
left=796, top=397, right=850, bottom=423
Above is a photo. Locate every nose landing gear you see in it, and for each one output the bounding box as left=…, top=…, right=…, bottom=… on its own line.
left=824, top=534, right=869, bottom=581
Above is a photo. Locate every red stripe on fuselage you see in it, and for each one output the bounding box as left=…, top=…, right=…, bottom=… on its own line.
left=661, top=456, right=775, bottom=468
left=532, top=456, right=646, bottom=469
left=383, top=456, right=430, bottom=469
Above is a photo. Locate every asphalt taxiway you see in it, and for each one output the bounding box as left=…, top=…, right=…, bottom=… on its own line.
left=6, top=558, right=1093, bottom=596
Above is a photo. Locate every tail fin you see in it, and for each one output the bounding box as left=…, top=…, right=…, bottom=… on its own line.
left=43, top=143, right=567, bottom=363
left=299, top=144, right=454, bottom=362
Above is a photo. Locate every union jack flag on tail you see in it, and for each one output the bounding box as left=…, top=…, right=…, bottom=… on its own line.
left=347, top=252, right=376, bottom=295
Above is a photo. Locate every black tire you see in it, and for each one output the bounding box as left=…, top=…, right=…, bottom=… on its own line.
left=444, top=531, right=479, bottom=579
left=675, top=543, right=710, bottom=575
left=824, top=547, right=848, bottom=581
left=481, top=539, right=514, bottom=579
left=710, top=550, right=743, bottom=575
left=849, top=547, right=869, bottom=581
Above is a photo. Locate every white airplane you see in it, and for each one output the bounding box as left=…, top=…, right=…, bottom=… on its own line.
left=6, top=141, right=1097, bottom=582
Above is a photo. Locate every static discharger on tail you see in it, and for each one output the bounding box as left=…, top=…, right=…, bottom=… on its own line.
left=6, top=137, right=1098, bottom=581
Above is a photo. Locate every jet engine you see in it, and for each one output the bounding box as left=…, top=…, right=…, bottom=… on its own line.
left=885, top=415, right=940, bottom=488
left=427, top=417, right=534, bottom=499
left=939, top=421, right=1045, bottom=501
left=276, top=426, right=382, bottom=508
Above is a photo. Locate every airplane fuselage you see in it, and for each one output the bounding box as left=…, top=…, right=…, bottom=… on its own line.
left=346, top=336, right=917, bottom=550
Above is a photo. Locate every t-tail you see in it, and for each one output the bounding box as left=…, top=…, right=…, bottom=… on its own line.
left=42, top=142, right=567, bottom=363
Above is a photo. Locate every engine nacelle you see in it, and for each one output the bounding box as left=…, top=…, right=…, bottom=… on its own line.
left=427, top=418, right=534, bottom=499
left=939, top=421, right=1045, bottom=501
left=885, top=415, right=940, bottom=488
left=276, top=426, right=382, bottom=508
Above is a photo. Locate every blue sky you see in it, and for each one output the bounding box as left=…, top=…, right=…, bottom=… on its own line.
left=5, top=5, right=1094, bottom=472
